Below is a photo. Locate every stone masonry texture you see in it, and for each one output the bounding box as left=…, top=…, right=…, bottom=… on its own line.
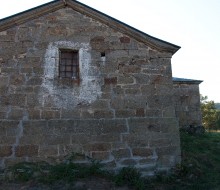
left=0, top=3, right=181, bottom=176
left=173, top=82, right=202, bottom=128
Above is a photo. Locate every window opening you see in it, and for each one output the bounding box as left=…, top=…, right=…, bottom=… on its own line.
left=101, top=52, right=105, bottom=57
left=59, top=49, right=79, bottom=79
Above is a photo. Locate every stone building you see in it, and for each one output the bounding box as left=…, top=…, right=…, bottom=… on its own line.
left=173, top=77, right=203, bottom=128
left=0, top=0, right=187, bottom=175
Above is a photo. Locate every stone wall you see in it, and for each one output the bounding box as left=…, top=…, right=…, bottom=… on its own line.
left=0, top=7, right=181, bottom=175
left=173, top=78, right=202, bottom=128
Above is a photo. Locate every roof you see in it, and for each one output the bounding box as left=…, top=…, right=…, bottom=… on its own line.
left=173, top=77, right=203, bottom=85
left=0, top=0, right=180, bottom=54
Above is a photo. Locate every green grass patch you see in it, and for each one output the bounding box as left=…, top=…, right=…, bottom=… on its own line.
left=179, top=131, right=220, bottom=189
left=149, top=131, right=220, bottom=190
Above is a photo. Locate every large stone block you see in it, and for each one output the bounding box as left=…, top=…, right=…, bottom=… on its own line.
left=104, top=77, right=117, bottom=85
left=107, top=50, right=128, bottom=60
left=23, top=120, right=49, bottom=135
left=122, top=133, right=149, bottom=148
left=20, top=57, right=41, bottom=68
left=149, top=138, right=172, bottom=148
left=7, top=108, right=24, bottom=120
left=15, top=145, right=39, bottom=157
left=110, top=97, right=125, bottom=109
left=115, top=109, right=135, bottom=118
left=39, top=145, right=58, bottom=157
left=19, top=135, right=45, bottom=145
left=27, top=109, right=41, bottom=120
left=0, top=146, right=12, bottom=157
left=119, top=36, right=130, bottom=43
left=136, top=108, right=145, bottom=117
left=155, top=146, right=178, bottom=158
left=112, top=86, right=124, bottom=96
left=27, top=94, right=40, bottom=108
left=7, top=94, right=26, bottom=107
left=44, top=135, right=71, bottom=145
left=119, top=159, right=137, bottom=166
left=12, top=86, right=34, bottom=94
left=132, top=148, right=153, bottom=157
left=128, top=118, right=161, bottom=134
left=59, top=144, right=83, bottom=156
left=99, top=119, right=128, bottom=134
left=118, top=75, right=134, bottom=84
left=90, top=100, right=110, bottom=109
left=0, top=136, right=16, bottom=144
left=0, top=121, right=17, bottom=135
left=91, top=151, right=110, bottom=160
left=112, top=149, right=131, bottom=159
left=84, top=143, right=111, bottom=152
left=93, top=134, right=121, bottom=143
left=133, top=74, right=150, bottom=84
left=124, top=96, right=147, bottom=109
left=61, top=109, right=81, bottom=119
left=71, top=134, right=91, bottom=145
left=124, top=88, right=141, bottom=95
left=0, top=87, right=9, bottom=96
left=26, top=77, right=43, bottom=85
left=41, top=110, right=60, bottom=120
left=120, top=65, right=141, bottom=74
left=9, top=74, right=25, bottom=86
left=0, top=76, right=9, bottom=87
left=93, top=110, right=114, bottom=119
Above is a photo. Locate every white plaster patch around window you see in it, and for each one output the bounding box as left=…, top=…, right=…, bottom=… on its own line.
left=41, top=41, right=102, bottom=108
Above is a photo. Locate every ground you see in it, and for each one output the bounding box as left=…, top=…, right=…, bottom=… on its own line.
left=0, top=177, right=132, bottom=190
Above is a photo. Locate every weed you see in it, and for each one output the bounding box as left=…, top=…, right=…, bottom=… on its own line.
left=115, top=167, right=145, bottom=190
left=4, top=153, right=105, bottom=184
left=7, top=162, right=36, bottom=182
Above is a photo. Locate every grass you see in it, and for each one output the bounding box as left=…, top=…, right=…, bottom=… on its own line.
left=147, top=131, right=220, bottom=190
left=177, top=131, right=220, bottom=189
left=1, top=132, right=220, bottom=190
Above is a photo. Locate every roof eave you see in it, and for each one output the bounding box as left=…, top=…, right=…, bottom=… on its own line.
left=173, top=77, right=203, bottom=85
left=66, top=0, right=181, bottom=54
left=0, top=0, right=63, bottom=31
left=173, top=81, right=203, bottom=85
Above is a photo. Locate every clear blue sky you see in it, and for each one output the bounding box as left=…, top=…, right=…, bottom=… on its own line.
left=0, top=0, right=219, bottom=102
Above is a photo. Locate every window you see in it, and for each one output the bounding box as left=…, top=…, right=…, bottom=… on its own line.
left=59, top=49, right=79, bottom=79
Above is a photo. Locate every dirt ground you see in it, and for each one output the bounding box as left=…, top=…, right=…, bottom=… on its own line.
left=0, top=177, right=133, bottom=190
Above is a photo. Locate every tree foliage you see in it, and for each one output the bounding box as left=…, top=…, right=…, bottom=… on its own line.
left=200, top=95, right=220, bottom=131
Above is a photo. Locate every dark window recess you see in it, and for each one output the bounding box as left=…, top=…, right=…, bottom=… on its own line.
left=59, top=50, right=79, bottom=79
left=101, top=52, right=105, bottom=57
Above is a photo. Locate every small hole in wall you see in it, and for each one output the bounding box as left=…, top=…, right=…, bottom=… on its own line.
left=101, top=52, right=105, bottom=57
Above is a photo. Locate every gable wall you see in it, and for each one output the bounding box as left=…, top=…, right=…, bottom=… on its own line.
left=0, top=7, right=180, bottom=175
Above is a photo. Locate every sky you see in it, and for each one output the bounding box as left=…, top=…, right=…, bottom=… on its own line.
left=0, top=0, right=219, bottom=102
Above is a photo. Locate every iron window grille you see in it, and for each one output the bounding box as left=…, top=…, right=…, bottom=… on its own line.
left=59, top=49, right=79, bottom=79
